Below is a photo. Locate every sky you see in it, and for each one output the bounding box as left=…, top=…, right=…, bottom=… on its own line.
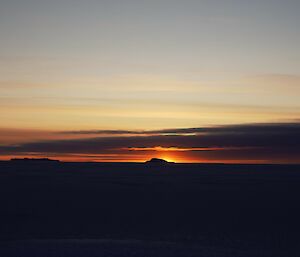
left=0, top=0, right=299, bottom=163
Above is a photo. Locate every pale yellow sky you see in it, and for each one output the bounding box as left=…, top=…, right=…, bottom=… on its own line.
left=1, top=1, right=300, bottom=131
left=1, top=74, right=299, bottom=130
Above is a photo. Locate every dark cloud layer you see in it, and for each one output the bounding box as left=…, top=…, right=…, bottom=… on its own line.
left=59, top=122, right=300, bottom=135
left=60, top=123, right=300, bottom=136
left=2, top=122, right=300, bottom=163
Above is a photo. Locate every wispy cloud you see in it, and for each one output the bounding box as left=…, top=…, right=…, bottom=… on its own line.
left=60, top=122, right=300, bottom=136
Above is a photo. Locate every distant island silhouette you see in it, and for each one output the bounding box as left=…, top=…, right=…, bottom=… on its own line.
left=145, top=158, right=175, bottom=164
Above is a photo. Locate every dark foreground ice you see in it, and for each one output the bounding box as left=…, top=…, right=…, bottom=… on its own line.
left=0, top=239, right=295, bottom=257
left=0, top=161, right=300, bottom=256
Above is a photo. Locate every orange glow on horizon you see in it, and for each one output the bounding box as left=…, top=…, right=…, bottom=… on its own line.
left=0, top=154, right=297, bottom=164
left=124, top=146, right=221, bottom=152
left=1, top=146, right=299, bottom=164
